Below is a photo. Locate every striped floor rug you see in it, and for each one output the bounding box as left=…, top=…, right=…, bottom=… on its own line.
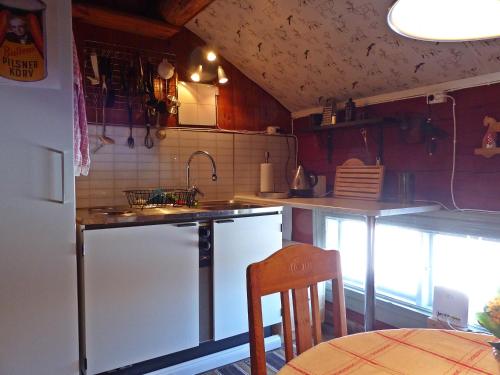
left=199, top=348, right=286, bottom=375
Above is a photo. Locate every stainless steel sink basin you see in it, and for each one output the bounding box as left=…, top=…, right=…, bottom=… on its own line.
left=88, top=207, right=136, bottom=217
left=197, top=200, right=264, bottom=211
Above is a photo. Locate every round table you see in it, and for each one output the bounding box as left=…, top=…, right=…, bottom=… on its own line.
left=278, top=329, right=499, bottom=374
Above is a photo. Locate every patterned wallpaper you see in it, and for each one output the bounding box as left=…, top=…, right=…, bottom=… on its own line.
left=186, top=0, right=500, bottom=111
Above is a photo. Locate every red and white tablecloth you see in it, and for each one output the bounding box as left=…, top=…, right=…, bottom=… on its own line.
left=278, top=329, right=499, bottom=374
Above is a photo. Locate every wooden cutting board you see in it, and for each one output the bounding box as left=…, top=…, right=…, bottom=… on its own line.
left=334, top=158, right=384, bottom=200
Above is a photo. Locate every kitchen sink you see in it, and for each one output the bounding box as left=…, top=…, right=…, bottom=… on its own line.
left=88, top=207, right=136, bottom=217
left=197, top=200, right=264, bottom=211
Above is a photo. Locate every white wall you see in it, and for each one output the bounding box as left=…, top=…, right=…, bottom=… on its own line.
left=0, top=1, right=79, bottom=374
left=76, top=127, right=295, bottom=207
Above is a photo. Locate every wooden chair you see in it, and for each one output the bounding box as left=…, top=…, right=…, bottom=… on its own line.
left=246, top=244, right=347, bottom=375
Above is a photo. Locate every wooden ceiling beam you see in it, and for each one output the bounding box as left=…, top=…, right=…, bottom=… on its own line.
left=72, top=4, right=181, bottom=40
left=158, top=0, right=215, bottom=27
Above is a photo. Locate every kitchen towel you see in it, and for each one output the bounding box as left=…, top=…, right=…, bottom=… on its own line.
left=73, top=33, right=90, bottom=176
left=260, top=163, right=274, bottom=192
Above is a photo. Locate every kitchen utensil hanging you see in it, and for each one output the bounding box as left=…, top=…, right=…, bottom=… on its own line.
left=157, top=58, right=174, bottom=80
left=94, top=64, right=115, bottom=154
left=155, top=111, right=167, bottom=140
left=166, top=94, right=180, bottom=114
left=360, top=128, right=368, bottom=151
left=86, top=51, right=100, bottom=86
left=155, top=76, right=168, bottom=140
left=126, top=100, right=135, bottom=148
left=121, top=61, right=136, bottom=149
left=422, top=104, right=448, bottom=155
left=144, top=108, right=154, bottom=149
left=82, top=40, right=177, bottom=131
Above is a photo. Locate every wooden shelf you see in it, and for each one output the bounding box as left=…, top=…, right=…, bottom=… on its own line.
left=307, top=117, right=398, bottom=132
left=474, top=147, right=500, bottom=158
left=303, top=117, right=398, bottom=164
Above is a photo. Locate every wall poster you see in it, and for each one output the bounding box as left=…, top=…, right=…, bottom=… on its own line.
left=0, top=0, right=46, bottom=82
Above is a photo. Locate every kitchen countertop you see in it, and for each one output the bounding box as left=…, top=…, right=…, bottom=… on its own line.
left=235, top=194, right=441, bottom=217
left=76, top=203, right=283, bottom=229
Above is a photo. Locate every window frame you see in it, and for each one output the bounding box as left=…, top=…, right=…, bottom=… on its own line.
left=312, top=208, right=500, bottom=328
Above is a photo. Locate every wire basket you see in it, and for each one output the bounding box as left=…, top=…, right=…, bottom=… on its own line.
left=123, top=189, right=196, bottom=209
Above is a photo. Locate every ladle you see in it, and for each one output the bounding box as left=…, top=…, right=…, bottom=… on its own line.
left=97, top=85, right=115, bottom=148
left=127, top=100, right=135, bottom=148
left=155, top=111, right=167, bottom=140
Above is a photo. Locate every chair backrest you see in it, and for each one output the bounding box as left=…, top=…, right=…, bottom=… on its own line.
left=246, top=244, right=347, bottom=375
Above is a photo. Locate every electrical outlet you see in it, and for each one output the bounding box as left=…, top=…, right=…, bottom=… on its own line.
left=426, top=92, right=447, bottom=104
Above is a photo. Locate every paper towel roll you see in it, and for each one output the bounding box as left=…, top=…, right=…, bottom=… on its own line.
left=260, top=163, right=274, bottom=192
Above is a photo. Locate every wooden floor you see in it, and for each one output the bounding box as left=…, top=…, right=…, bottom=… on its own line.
left=199, top=348, right=286, bottom=375
left=199, top=328, right=341, bottom=375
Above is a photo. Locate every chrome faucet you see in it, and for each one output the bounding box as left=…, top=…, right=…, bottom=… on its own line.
left=186, top=150, right=218, bottom=191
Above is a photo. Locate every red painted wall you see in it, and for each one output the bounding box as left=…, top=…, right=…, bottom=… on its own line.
left=295, top=83, right=500, bottom=211
left=291, top=208, right=313, bottom=244
left=73, top=22, right=290, bottom=132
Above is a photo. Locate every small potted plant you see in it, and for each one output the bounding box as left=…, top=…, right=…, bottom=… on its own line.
left=477, top=292, right=500, bottom=361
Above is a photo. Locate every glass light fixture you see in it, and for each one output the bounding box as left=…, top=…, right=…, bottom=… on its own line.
left=388, top=0, right=500, bottom=42
left=190, top=65, right=202, bottom=82
left=206, top=51, right=217, bottom=62
left=217, top=66, right=228, bottom=84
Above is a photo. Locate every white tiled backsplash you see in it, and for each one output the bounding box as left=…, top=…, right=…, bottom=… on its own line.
left=75, top=125, right=295, bottom=208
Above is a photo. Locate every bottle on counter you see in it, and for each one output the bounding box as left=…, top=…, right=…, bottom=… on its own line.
left=345, top=98, right=356, bottom=122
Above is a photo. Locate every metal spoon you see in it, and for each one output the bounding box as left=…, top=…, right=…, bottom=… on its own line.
left=144, top=109, right=154, bottom=149
left=127, top=100, right=135, bottom=148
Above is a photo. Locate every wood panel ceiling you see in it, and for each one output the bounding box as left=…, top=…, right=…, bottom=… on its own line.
left=72, top=0, right=214, bottom=39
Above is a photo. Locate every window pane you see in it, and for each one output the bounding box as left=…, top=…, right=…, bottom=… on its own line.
left=375, top=224, right=428, bottom=306
left=323, top=215, right=500, bottom=323
left=338, top=219, right=366, bottom=288
left=325, top=218, right=339, bottom=249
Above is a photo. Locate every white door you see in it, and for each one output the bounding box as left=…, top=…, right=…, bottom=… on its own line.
left=83, top=223, right=199, bottom=374
left=0, top=2, right=79, bottom=374
left=213, top=214, right=282, bottom=341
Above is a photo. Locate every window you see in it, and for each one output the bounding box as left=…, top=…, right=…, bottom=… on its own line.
left=321, top=215, right=500, bottom=323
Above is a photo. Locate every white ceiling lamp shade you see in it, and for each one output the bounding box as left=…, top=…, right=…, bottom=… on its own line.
left=388, top=0, right=500, bottom=42
left=217, top=66, right=228, bottom=84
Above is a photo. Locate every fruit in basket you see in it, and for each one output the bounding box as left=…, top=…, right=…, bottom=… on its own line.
left=147, top=189, right=166, bottom=205
left=145, top=189, right=177, bottom=206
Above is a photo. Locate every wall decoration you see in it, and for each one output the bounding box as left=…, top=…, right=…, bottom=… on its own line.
left=187, top=0, right=500, bottom=111
left=0, top=0, right=46, bottom=82
left=482, top=116, right=500, bottom=149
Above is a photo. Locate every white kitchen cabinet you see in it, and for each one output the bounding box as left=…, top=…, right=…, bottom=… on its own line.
left=213, top=214, right=283, bottom=341
left=82, top=223, right=199, bottom=374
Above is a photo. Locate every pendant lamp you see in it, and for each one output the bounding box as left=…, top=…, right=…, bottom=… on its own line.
left=388, top=0, right=500, bottom=42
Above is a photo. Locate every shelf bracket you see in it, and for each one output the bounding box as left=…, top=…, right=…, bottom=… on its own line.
left=327, top=130, right=333, bottom=164
left=377, top=125, right=384, bottom=164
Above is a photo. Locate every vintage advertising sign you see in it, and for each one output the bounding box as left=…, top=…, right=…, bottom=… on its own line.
left=0, top=0, right=46, bottom=82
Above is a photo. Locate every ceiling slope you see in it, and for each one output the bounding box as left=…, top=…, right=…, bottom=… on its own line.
left=186, top=0, right=500, bottom=111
